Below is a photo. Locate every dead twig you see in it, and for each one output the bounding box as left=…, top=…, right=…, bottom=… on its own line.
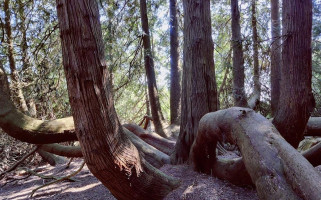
left=0, top=146, right=39, bottom=179
left=30, top=161, right=85, bottom=197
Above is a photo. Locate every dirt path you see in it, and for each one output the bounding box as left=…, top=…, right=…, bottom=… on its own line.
left=0, top=159, right=258, bottom=200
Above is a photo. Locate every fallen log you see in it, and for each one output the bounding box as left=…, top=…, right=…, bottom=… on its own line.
left=191, top=107, right=321, bottom=200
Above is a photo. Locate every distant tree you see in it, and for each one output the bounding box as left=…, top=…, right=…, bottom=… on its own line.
left=139, top=0, right=166, bottom=137
left=4, top=0, right=29, bottom=113
left=169, top=0, right=181, bottom=125
left=230, top=0, right=248, bottom=107
left=172, top=0, right=218, bottom=163
left=270, top=0, right=281, bottom=116
left=249, top=0, right=261, bottom=109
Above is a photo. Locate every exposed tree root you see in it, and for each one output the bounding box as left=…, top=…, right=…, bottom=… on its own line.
left=302, top=142, right=321, bottom=166
left=306, top=117, right=321, bottom=136
left=0, top=146, right=39, bottom=179
left=124, top=124, right=175, bottom=155
left=37, top=149, right=68, bottom=166
left=191, top=107, right=321, bottom=200
left=30, top=161, right=85, bottom=197
left=40, top=144, right=82, bottom=158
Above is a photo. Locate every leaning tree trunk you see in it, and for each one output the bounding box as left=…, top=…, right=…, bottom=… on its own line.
left=169, top=0, right=181, bottom=125
left=4, top=0, right=29, bottom=114
left=272, top=0, right=314, bottom=148
left=231, top=0, right=248, bottom=107
left=270, top=0, right=281, bottom=116
left=248, top=0, right=261, bottom=110
left=171, top=0, right=218, bottom=164
left=56, top=0, right=179, bottom=199
left=191, top=107, right=321, bottom=200
left=139, top=0, right=166, bottom=138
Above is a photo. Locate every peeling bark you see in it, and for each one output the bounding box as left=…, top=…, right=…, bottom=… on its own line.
left=191, top=107, right=321, bottom=200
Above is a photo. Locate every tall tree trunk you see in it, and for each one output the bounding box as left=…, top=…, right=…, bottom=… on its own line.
left=171, top=0, right=218, bottom=164
left=169, top=0, right=181, bottom=125
left=4, top=0, right=29, bottom=114
left=231, top=0, right=248, bottom=107
left=249, top=0, right=260, bottom=110
left=270, top=0, right=281, bottom=116
left=56, top=0, right=179, bottom=199
left=273, top=0, right=314, bottom=148
left=139, top=0, right=166, bottom=137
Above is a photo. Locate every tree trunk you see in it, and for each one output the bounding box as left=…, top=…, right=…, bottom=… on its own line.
left=191, top=107, right=321, bottom=200
left=4, top=0, right=29, bottom=114
left=231, top=0, right=248, bottom=107
left=171, top=0, right=218, bottom=164
left=139, top=0, right=166, bottom=138
left=248, top=0, right=260, bottom=110
left=272, top=0, right=314, bottom=148
left=169, top=0, right=181, bottom=125
left=270, top=0, right=281, bottom=116
left=56, top=0, right=179, bottom=199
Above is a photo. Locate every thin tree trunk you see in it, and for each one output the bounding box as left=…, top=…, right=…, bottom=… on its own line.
left=231, top=0, right=248, bottom=107
left=249, top=0, right=260, bottom=110
left=4, top=0, right=29, bottom=114
left=172, top=0, right=218, bottom=164
left=56, top=0, right=179, bottom=199
left=270, top=0, right=281, bottom=116
left=169, top=0, right=181, bottom=125
left=139, top=0, right=166, bottom=137
left=273, top=0, right=314, bottom=148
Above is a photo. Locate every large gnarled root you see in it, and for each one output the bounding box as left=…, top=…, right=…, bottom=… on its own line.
left=191, top=107, right=321, bottom=200
left=123, top=124, right=176, bottom=155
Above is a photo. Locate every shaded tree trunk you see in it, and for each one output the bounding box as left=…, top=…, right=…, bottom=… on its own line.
left=56, top=0, right=179, bottom=199
left=191, top=107, right=321, bottom=200
left=270, top=0, right=281, bottom=116
left=248, top=0, right=260, bottom=110
left=139, top=0, right=166, bottom=137
left=171, top=0, right=218, bottom=164
left=169, top=0, right=181, bottom=125
left=4, top=0, right=29, bottom=113
left=273, top=0, right=314, bottom=148
left=231, top=0, right=248, bottom=107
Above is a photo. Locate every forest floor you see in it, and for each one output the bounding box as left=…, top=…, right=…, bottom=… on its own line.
left=0, top=158, right=259, bottom=200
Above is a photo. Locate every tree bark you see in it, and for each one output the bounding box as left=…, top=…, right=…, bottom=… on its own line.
left=272, top=0, right=314, bottom=148
left=56, top=0, right=179, bottom=199
left=249, top=0, right=260, bottom=110
left=4, top=0, right=29, bottom=114
left=172, top=0, right=218, bottom=164
left=191, top=107, right=321, bottom=200
left=270, top=0, right=281, bottom=116
left=169, top=0, right=181, bottom=125
left=139, top=0, right=166, bottom=137
left=231, top=0, right=248, bottom=107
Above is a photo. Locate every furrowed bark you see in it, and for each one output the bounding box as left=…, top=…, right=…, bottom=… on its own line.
left=191, top=107, right=321, bottom=200
left=56, top=1, right=179, bottom=199
left=172, top=0, right=218, bottom=164
left=272, top=0, right=314, bottom=148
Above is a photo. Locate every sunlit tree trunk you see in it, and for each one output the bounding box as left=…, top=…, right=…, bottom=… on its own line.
left=270, top=0, right=281, bottom=116
left=139, top=0, right=166, bottom=137
left=56, top=0, right=179, bottom=199
left=169, top=0, right=181, bottom=125
left=273, top=0, right=314, bottom=148
left=249, top=0, right=261, bottom=110
left=172, top=0, right=218, bottom=164
left=231, top=0, right=248, bottom=107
